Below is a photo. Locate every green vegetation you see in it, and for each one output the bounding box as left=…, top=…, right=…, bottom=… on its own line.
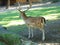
left=27, top=6, right=60, bottom=16
left=0, top=32, right=21, bottom=45
left=0, top=6, right=60, bottom=44
left=0, top=6, right=60, bottom=34
left=0, top=6, right=60, bottom=26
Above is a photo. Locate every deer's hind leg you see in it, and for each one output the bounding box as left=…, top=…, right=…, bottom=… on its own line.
left=31, top=27, right=34, bottom=38
left=39, top=24, right=45, bottom=41
left=42, top=29, right=45, bottom=41
left=28, top=26, right=31, bottom=39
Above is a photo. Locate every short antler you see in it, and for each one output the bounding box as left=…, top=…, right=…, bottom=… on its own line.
left=24, top=0, right=32, bottom=12
left=17, top=2, right=22, bottom=12
left=17, top=0, right=32, bottom=12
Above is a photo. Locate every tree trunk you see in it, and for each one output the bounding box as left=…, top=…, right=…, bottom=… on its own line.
left=6, top=0, right=10, bottom=9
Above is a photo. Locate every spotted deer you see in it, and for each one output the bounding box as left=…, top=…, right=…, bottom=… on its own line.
left=17, top=1, right=46, bottom=41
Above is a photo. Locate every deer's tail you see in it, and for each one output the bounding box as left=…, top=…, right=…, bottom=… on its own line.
left=41, top=17, right=46, bottom=24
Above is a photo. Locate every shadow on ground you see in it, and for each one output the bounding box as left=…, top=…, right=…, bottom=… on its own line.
left=7, top=19, right=60, bottom=43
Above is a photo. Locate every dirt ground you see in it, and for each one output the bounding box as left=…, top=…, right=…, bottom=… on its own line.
left=16, top=2, right=60, bottom=43
left=15, top=19, right=60, bottom=43
left=0, top=2, right=60, bottom=44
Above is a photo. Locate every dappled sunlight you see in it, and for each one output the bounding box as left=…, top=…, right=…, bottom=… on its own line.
left=0, top=6, right=60, bottom=27
left=6, top=20, right=25, bottom=27
left=29, top=6, right=58, bottom=10
left=0, top=21, right=9, bottom=26
left=0, top=9, right=18, bottom=13
left=43, top=13, right=60, bottom=20
left=0, top=5, right=60, bottom=43
left=2, top=16, right=19, bottom=21
left=47, top=10, right=57, bottom=12
left=5, top=10, right=19, bottom=14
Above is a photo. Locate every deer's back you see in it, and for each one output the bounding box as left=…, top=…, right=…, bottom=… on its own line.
left=25, top=17, right=46, bottom=28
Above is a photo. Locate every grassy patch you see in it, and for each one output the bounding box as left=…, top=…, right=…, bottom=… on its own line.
left=27, top=6, right=60, bottom=16
left=0, top=6, right=60, bottom=43
left=0, top=31, right=21, bottom=45
left=0, top=6, right=60, bottom=26
left=0, top=6, right=60, bottom=29
left=0, top=6, right=60, bottom=28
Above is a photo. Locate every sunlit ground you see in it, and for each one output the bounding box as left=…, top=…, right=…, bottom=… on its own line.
left=2, top=13, right=60, bottom=27
left=0, top=6, right=60, bottom=27
left=0, top=6, right=60, bottom=32
left=0, top=6, right=60, bottom=43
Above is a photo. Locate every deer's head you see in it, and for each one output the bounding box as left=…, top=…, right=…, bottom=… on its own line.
left=16, top=1, right=32, bottom=19
left=16, top=0, right=32, bottom=19
left=16, top=0, right=32, bottom=14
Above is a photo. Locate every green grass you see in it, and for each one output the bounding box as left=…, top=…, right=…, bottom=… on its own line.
left=0, top=31, right=21, bottom=45
left=0, top=6, right=60, bottom=33
left=0, top=6, right=60, bottom=26
left=27, top=6, right=60, bottom=16
left=0, top=6, right=60, bottom=32
left=0, top=6, right=60, bottom=44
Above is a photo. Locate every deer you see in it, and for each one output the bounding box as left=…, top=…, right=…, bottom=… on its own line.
left=16, top=1, right=46, bottom=41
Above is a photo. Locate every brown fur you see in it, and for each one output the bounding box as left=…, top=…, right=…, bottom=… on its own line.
left=19, top=11, right=46, bottom=41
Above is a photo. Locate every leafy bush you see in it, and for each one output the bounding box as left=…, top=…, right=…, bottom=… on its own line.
left=0, top=32, right=22, bottom=45
left=0, top=26, right=22, bottom=45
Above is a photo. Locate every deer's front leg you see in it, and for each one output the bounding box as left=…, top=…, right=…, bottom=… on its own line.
left=28, top=26, right=31, bottom=39
left=42, top=29, right=45, bottom=41
left=31, top=27, right=34, bottom=38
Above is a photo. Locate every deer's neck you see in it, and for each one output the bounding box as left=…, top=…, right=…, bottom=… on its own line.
left=21, top=13, right=28, bottom=20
